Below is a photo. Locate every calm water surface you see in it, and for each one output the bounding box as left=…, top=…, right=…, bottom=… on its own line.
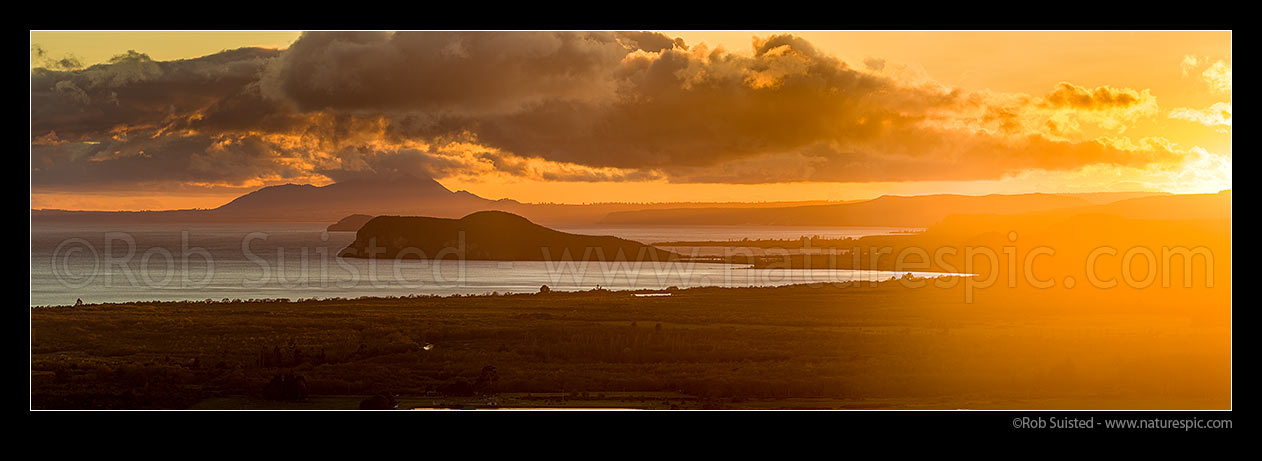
left=30, top=223, right=938, bottom=306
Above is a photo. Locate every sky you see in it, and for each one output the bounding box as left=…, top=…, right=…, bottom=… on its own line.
left=30, top=30, right=1231, bottom=211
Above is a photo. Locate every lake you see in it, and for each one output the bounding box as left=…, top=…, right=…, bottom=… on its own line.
left=29, top=223, right=941, bottom=306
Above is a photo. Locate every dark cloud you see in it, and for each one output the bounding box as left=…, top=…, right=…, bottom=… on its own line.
left=468, top=36, right=935, bottom=170
left=614, top=31, right=688, bottom=52
left=863, top=57, right=885, bottom=71
left=1043, top=82, right=1144, bottom=110
left=31, top=47, right=280, bottom=140
left=314, top=147, right=466, bottom=183
left=665, top=129, right=1181, bottom=184
left=31, top=132, right=308, bottom=190
left=260, top=31, right=628, bottom=115
left=30, top=32, right=1182, bottom=194
left=31, top=44, right=83, bottom=71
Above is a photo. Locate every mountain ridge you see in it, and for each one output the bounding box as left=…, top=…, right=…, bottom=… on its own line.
left=597, top=192, right=1102, bottom=227
left=31, top=173, right=1211, bottom=228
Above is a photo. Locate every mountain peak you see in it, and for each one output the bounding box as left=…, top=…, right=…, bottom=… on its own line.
left=210, top=174, right=488, bottom=219
left=329, top=172, right=449, bottom=190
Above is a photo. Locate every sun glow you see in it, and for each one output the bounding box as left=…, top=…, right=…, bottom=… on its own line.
left=30, top=30, right=1230, bottom=209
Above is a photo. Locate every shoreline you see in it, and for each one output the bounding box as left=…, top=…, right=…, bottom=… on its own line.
left=30, top=276, right=976, bottom=309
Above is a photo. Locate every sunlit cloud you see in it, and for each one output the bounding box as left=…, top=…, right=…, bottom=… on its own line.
left=1180, top=54, right=1202, bottom=76
left=1169, top=102, right=1232, bottom=131
left=1181, top=54, right=1232, bottom=93
left=30, top=31, right=1229, bottom=208
left=1202, top=60, right=1232, bottom=93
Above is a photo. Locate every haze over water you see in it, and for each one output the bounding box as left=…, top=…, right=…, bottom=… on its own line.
left=30, top=223, right=938, bottom=306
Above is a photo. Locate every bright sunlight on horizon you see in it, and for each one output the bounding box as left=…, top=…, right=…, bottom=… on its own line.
left=31, top=31, right=1230, bottom=210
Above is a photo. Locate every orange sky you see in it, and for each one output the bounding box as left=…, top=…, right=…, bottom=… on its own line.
left=30, top=31, right=1231, bottom=210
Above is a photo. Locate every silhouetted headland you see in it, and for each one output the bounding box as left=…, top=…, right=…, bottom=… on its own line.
left=327, top=214, right=375, bottom=232
left=339, top=211, right=682, bottom=262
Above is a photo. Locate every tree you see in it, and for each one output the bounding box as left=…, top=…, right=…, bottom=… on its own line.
left=539, top=284, right=551, bottom=294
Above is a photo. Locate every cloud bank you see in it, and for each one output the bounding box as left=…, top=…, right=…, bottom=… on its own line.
left=32, top=31, right=1185, bottom=193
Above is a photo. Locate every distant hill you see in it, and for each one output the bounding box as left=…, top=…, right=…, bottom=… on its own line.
left=327, top=214, right=376, bottom=232
left=30, top=174, right=500, bottom=225
left=31, top=173, right=845, bottom=226
left=339, top=211, right=682, bottom=261
left=1051, top=191, right=1170, bottom=205
left=214, top=174, right=495, bottom=221
left=1078, top=190, right=1230, bottom=220
left=598, top=193, right=1095, bottom=227
left=924, top=190, right=1232, bottom=235
left=751, top=192, right=1232, bottom=278
left=31, top=174, right=1221, bottom=229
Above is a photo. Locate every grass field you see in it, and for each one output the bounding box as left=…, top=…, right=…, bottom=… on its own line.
left=31, top=281, right=1231, bottom=410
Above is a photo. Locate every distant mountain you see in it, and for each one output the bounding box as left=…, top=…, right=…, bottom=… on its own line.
left=29, top=173, right=847, bottom=226
left=1079, top=190, right=1230, bottom=220
left=1052, top=191, right=1169, bottom=205
left=598, top=193, right=1095, bottom=227
left=339, top=211, right=681, bottom=262
left=214, top=174, right=496, bottom=221
left=880, top=190, right=1232, bottom=244
left=30, top=174, right=1223, bottom=229
left=31, top=174, right=505, bottom=224
left=926, top=190, right=1233, bottom=234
